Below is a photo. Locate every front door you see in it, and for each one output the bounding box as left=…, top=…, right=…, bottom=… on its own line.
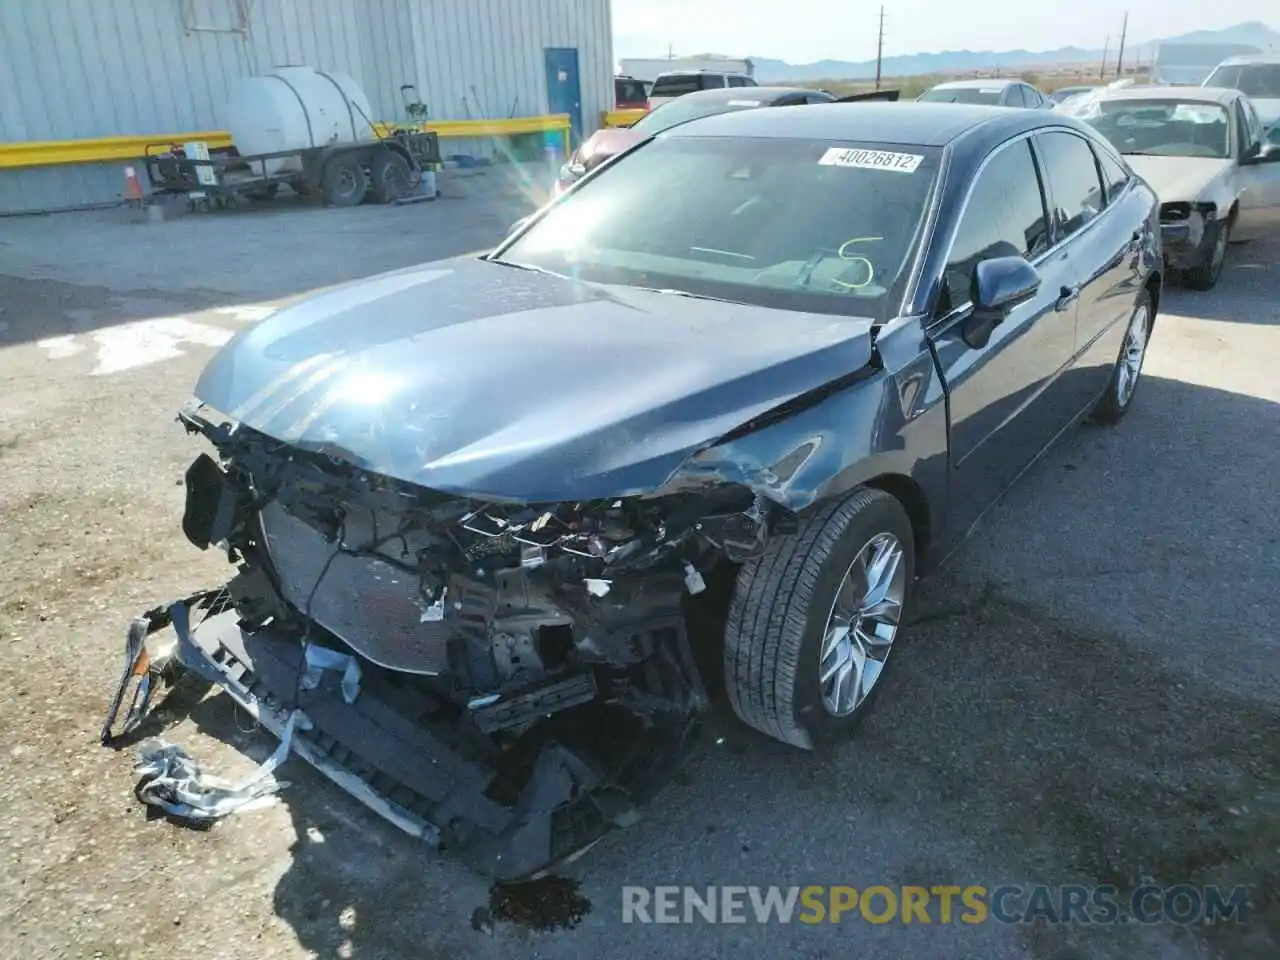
left=1235, top=98, right=1280, bottom=239
left=928, top=136, right=1081, bottom=540
left=544, top=48, right=583, bottom=146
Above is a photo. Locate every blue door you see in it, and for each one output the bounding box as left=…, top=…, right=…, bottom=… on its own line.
left=544, top=48, right=583, bottom=145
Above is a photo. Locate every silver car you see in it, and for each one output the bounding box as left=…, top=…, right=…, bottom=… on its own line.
left=1061, top=84, right=1280, bottom=289
left=917, top=78, right=1053, bottom=109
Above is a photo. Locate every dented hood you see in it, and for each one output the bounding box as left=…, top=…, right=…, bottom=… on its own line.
left=192, top=257, right=876, bottom=502
left=1124, top=155, right=1232, bottom=203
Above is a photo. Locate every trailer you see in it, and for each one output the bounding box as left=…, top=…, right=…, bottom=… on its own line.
left=142, top=66, right=443, bottom=210
left=143, top=131, right=442, bottom=211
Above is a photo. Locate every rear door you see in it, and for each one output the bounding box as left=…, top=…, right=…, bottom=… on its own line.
left=1034, top=130, right=1143, bottom=410
left=928, top=135, right=1083, bottom=538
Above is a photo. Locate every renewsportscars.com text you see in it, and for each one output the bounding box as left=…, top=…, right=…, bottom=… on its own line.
left=621, top=884, right=1251, bottom=925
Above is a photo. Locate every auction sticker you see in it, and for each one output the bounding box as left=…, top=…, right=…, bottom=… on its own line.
left=818, top=147, right=923, bottom=173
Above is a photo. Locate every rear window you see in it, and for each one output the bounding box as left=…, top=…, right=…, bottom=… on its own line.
left=500, top=135, right=941, bottom=321
left=652, top=74, right=720, bottom=97
left=919, top=86, right=1003, bottom=105
left=615, top=79, right=650, bottom=104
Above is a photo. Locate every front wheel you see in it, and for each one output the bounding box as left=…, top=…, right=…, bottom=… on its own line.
left=724, top=487, right=915, bottom=750
left=1182, top=218, right=1229, bottom=290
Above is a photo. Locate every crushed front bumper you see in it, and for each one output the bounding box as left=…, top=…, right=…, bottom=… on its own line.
left=1160, top=210, right=1221, bottom=271
left=102, top=590, right=704, bottom=880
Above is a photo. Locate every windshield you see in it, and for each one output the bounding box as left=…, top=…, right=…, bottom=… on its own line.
left=1205, top=63, right=1280, bottom=98
left=629, top=97, right=765, bottom=136
left=1070, top=99, right=1232, bottom=159
left=498, top=136, right=940, bottom=320
left=918, top=86, right=1002, bottom=104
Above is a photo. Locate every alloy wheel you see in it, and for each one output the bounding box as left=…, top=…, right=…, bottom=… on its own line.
left=818, top=533, right=906, bottom=717
left=1116, top=303, right=1150, bottom=407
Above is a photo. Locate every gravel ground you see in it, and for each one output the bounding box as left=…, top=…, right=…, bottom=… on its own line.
left=0, top=192, right=1276, bottom=960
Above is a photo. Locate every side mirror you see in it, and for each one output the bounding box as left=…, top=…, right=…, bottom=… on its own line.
left=507, top=214, right=532, bottom=235
left=963, top=256, right=1041, bottom=348
left=1245, top=141, right=1280, bottom=164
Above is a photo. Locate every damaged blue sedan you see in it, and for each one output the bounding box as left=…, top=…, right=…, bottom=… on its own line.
left=104, top=102, right=1163, bottom=879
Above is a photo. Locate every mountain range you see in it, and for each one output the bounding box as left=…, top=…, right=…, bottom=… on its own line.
left=747, top=21, right=1280, bottom=82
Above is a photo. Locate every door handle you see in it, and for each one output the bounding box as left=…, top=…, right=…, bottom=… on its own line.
left=1054, top=285, right=1080, bottom=311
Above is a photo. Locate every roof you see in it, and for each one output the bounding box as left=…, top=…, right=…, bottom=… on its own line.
left=1087, top=84, right=1242, bottom=106
left=664, top=100, right=1059, bottom=147
left=929, top=78, right=1017, bottom=90
left=1215, top=53, right=1280, bottom=66
left=669, top=85, right=824, bottom=103
left=655, top=68, right=751, bottom=77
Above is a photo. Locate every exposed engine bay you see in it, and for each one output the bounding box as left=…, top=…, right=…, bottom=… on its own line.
left=104, top=403, right=794, bottom=879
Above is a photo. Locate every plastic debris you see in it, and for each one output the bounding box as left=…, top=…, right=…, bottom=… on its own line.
left=301, top=643, right=362, bottom=704
left=132, top=710, right=305, bottom=822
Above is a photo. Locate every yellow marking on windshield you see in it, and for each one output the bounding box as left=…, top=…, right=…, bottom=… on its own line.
left=829, top=236, right=883, bottom=290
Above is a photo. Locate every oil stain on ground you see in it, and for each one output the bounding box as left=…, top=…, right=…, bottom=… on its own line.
left=482, top=875, right=592, bottom=933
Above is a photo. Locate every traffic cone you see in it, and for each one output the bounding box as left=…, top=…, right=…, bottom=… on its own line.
left=123, top=165, right=144, bottom=205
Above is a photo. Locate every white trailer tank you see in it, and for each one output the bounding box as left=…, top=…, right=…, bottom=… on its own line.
left=225, top=66, right=376, bottom=175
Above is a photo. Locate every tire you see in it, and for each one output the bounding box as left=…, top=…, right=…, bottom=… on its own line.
left=369, top=149, right=413, bottom=204
left=1181, top=217, right=1229, bottom=290
left=724, top=487, right=915, bottom=750
left=321, top=155, right=368, bottom=207
left=1091, top=289, right=1153, bottom=425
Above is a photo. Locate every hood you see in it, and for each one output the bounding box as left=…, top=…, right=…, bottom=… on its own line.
left=1123, top=155, right=1231, bottom=203
left=578, top=127, right=644, bottom=169
left=192, top=258, right=877, bottom=503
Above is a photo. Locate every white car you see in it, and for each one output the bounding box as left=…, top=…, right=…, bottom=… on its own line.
left=1061, top=84, right=1280, bottom=289
left=917, top=78, right=1053, bottom=109
left=646, top=70, right=757, bottom=110
left=1203, top=54, right=1280, bottom=132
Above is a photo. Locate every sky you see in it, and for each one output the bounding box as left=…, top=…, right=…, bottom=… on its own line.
left=611, top=0, right=1276, bottom=63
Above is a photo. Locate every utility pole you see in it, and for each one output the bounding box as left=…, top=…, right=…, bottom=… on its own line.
left=875, top=6, right=885, bottom=90
left=1115, top=12, right=1128, bottom=78
left=1100, top=35, right=1110, bottom=80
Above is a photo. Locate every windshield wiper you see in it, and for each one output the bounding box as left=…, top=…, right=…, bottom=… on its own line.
left=625, top=285, right=747, bottom=305
left=484, top=257, right=569, bottom=280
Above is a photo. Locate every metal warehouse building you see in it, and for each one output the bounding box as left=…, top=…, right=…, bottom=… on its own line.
left=0, top=0, right=613, bottom=215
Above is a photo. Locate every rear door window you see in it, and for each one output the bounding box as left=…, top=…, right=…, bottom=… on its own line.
left=727, top=75, right=751, bottom=88
left=1033, top=131, right=1106, bottom=240
left=1094, top=148, right=1130, bottom=203
left=615, top=79, right=648, bottom=104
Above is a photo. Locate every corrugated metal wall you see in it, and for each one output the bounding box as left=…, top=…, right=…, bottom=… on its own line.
left=0, top=0, right=612, bottom=215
